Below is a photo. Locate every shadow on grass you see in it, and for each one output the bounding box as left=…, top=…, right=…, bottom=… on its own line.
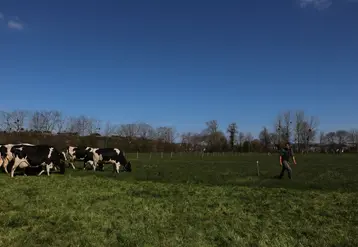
left=51, top=165, right=358, bottom=193
left=2, top=153, right=358, bottom=193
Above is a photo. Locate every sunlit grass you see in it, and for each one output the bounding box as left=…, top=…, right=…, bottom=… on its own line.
left=0, top=153, right=357, bottom=246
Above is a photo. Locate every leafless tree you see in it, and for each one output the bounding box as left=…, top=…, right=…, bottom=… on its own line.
left=156, top=126, right=177, bottom=143
left=294, top=110, right=305, bottom=151
left=325, top=132, right=336, bottom=144
left=180, top=132, right=192, bottom=151
left=65, top=115, right=99, bottom=136
left=117, top=123, right=139, bottom=142
left=274, top=114, right=283, bottom=147
left=319, top=131, right=326, bottom=145
left=202, top=120, right=221, bottom=148
left=103, top=121, right=117, bottom=137
left=282, top=111, right=292, bottom=143
left=204, top=120, right=219, bottom=134
left=259, top=126, right=271, bottom=151
left=349, top=129, right=358, bottom=152
left=335, top=130, right=349, bottom=144
left=0, top=110, right=29, bottom=132
left=29, top=110, right=63, bottom=132
left=137, top=122, right=155, bottom=139
left=55, top=116, right=66, bottom=133
left=227, top=122, right=238, bottom=151
left=301, top=116, right=319, bottom=151
left=237, top=132, right=245, bottom=152
left=245, top=132, right=253, bottom=152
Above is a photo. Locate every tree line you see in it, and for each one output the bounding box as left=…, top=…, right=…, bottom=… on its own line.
left=0, top=109, right=357, bottom=153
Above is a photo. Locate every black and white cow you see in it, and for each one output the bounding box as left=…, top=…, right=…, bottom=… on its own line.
left=0, top=143, right=35, bottom=173
left=65, top=146, right=94, bottom=169
left=84, top=148, right=132, bottom=173
left=10, top=144, right=66, bottom=177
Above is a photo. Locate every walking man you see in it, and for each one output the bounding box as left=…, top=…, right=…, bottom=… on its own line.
left=279, top=142, right=297, bottom=179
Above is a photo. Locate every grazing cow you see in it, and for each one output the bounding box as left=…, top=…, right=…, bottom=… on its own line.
left=65, top=146, right=94, bottom=169
left=0, top=143, right=35, bottom=173
left=84, top=148, right=132, bottom=173
left=10, top=144, right=66, bottom=177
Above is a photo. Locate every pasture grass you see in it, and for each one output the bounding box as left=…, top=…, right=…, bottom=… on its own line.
left=0, top=153, right=357, bottom=246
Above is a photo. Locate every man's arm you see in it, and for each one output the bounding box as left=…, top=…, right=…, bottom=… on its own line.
left=279, top=155, right=282, bottom=166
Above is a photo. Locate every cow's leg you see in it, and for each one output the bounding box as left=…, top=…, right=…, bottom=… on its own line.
left=11, top=158, right=29, bottom=178
left=46, top=163, right=54, bottom=176
left=92, top=156, right=100, bottom=171
left=68, top=157, right=76, bottom=169
left=115, top=162, right=121, bottom=174
left=3, top=157, right=10, bottom=174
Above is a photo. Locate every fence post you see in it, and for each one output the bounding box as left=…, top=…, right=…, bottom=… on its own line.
left=170, top=152, right=173, bottom=159
left=149, top=152, right=152, bottom=159
left=256, top=160, right=260, bottom=176
left=136, top=151, right=139, bottom=159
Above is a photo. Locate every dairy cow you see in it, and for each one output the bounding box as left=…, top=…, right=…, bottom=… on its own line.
left=65, top=146, right=95, bottom=169
left=0, top=143, right=35, bottom=173
left=84, top=148, right=132, bottom=173
left=10, top=144, right=66, bottom=177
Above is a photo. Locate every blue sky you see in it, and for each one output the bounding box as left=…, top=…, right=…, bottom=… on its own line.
left=1, top=0, right=357, bottom=138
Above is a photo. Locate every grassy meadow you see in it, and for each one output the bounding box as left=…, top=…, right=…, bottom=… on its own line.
left=0, top=152, right=358, bottom=246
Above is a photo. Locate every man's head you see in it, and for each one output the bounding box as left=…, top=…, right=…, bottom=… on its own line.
left=285, top=142, right=291, bottom=149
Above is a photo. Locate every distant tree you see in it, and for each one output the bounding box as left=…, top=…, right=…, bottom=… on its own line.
left=259, top=126, right=271, bottom=151
left=227, top=122, right=238, bottom=151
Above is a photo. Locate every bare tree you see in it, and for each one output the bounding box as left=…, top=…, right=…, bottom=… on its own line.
left=204, top=120, right=219, bottom=134
left=202, top=120, right=220, bottom=149
left=65, top=115, right=99, bottom=136
left=137, top=122, right=155, bottom=139
left=259, top=126, right=271, bottom=151
left=0, top=111, right=13, bottom=131
left=117, top=123, right=139, bottom=142
left=29, top=110, right=63, bottom=133
left=156, top=126, right=177, bottom=143
left=325, top=132, right=336, bottom=144
left=245, top=132, right=253, bottom=152
left=180, top=132, right=192, bottom=151
left=301, top=116, right=319, bottom=152
left=0, top=110, right=29, bottom=132
left=294, top=110, right=305, bottom=152
left=335, top=130, right=349, bottom=144
left=349, top=129, right=358, bottom=152
left=282, top=111, right=293, bottom=143
left=319, top=131, right=326, bottom=145
left=274, top=114, right=283, bottom=147
left=238, top=132, right=245, bottom=152
left=103, top=121, right=117, bottom=137
left=55, top=115, right=66, bottom=133
left=227, top=122, right=238, bottom=151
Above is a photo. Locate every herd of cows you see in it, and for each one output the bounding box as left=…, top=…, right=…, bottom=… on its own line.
left=0, top=143, right=132, bottom=178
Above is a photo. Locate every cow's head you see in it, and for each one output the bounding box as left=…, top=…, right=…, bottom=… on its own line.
left=124, top=161, right=132, bottom=172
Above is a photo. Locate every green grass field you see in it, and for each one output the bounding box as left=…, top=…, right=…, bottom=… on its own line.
left=1, top=153, right=357, bottom=247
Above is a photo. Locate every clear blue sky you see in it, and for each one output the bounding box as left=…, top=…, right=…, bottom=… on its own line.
left=1, top=0, right=357, bottom=138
